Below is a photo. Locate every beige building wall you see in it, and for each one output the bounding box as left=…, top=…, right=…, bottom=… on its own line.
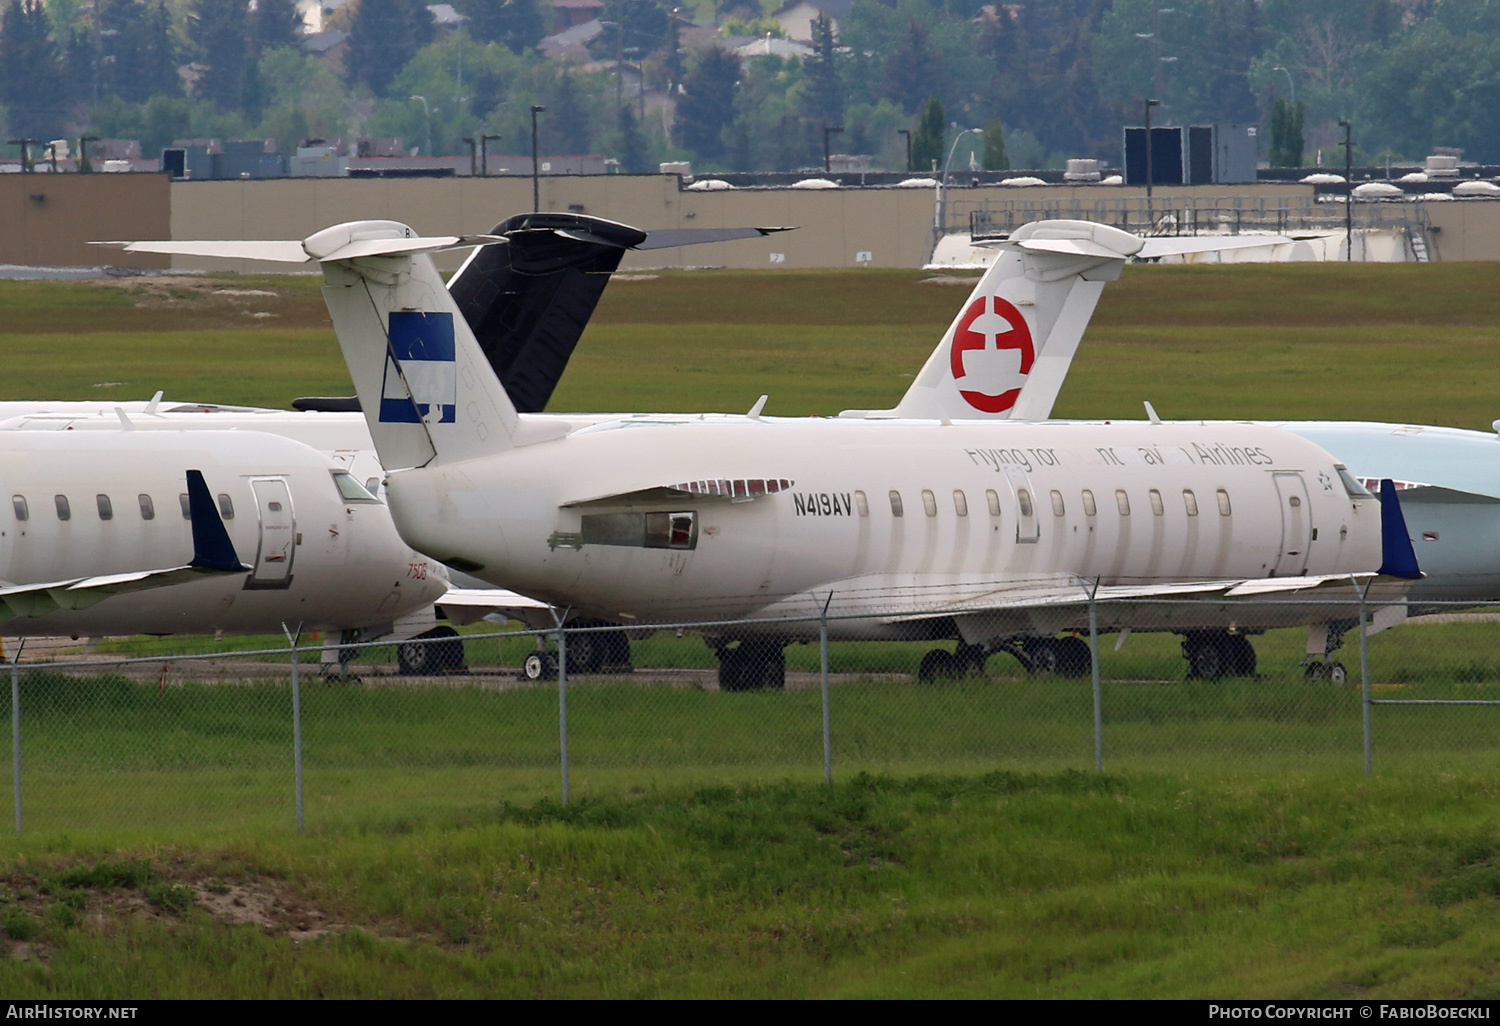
left=0, top=173, right=1482, bottom=271
left=0, top=173, right=169, bottom=269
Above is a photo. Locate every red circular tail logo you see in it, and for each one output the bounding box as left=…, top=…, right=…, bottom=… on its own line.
left=950, top=295, right=1034, bottom=414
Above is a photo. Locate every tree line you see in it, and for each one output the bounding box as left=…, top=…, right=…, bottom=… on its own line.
left=3, top=0, right=1500, bottom=172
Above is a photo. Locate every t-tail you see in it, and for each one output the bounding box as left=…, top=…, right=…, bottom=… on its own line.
left=840, top=219, right=1142, bottom=422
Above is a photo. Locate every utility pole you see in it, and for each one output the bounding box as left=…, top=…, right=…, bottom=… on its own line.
left=531, top=105, right=546, bottom=212
left=823, top=125, right=843, bottom=174
left=1340, top=119, right=1354, bottom=262
left=463, top=137, right=476, bottom=176
left=897, top=129, right=911, bottom=173
left=7, top=139, right=37, bottom=173
left=480, top=134, right=500, bottom=177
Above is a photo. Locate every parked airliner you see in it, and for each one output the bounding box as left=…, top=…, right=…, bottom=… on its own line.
left=0, top=427, right=448, bottom=647
left=116, top=219, right=1417, bottom=689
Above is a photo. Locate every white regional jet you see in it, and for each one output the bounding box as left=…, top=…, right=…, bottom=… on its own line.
left=116, top=218, right=1420, bottom=690
left=0, top=426, right=448, bottom=646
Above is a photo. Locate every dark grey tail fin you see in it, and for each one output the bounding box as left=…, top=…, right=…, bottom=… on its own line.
left=447, top=214, right=791, bottom=412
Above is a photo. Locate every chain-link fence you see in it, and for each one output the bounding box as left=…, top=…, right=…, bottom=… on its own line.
left=5, top=594, right=1500, bottom=836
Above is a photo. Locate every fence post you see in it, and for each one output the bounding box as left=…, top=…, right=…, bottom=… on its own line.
left=1359, top=587, right=1372, bottom=776
left=283, top=624, right=304, bottom=833
left=557, top=626, right=569, bottom=805
left=1089, top=588, right=1102, bottom=774
left=11, top=645, right=21, bottom=838
left=820, top=597, right=832, bottom=786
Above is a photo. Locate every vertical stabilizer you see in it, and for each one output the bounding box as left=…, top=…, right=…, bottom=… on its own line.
left=309, top=220, right=525, bottom=471
left=842, top=220, right=1141, bottom=421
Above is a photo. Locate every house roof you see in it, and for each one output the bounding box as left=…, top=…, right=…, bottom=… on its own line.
left=771, top=0, right=853, bottom=19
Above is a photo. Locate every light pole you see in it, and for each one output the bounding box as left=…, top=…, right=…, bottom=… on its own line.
left=7, top=139, right=37, bottom=173
left=1143, top=98, right=1159, bottom=201
left=1344, top=121, right=1355, bottom=261
left=462, top=136, right=476, bottom=176
left=78, top=135, right=98, bottom=173
left=823, top=125, right=843, bottom=174
left=531, top=105, right=546, bottom=212
left=409, top=95, right=431, bottom=155
left=897, top=128, right=911, bottom=173
left=936, top=127, right=983, bottom=244
left=480, top=133, right=500, bottom=176
left=1272, top=65, right=1295, bottom=106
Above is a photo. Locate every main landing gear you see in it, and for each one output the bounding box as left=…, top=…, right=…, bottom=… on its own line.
left=396, top=625, right=468, bottom=676
left=916, top=636, right=1092, bottom=681
left=715, top=639, right=786, bottom=692
left=1180, top=630, right=1257, bottom=680
left=519, top=622, right=634, bottom=681
left=1302, top=620, right=1354, bottom=685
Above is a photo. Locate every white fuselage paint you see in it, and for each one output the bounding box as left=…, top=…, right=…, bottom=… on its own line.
left=384, top=417, right=1381, bottom=638
left=0, top=430, right=447, bottom=636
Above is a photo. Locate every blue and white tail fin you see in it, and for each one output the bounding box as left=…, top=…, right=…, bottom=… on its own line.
left=840, top=220, right=1141, bottom=422
left=115, top=220, right=525, bottom=471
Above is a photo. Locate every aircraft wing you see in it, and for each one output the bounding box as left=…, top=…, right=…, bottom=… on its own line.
left=434, top=587, right=551, bottom=627
left=0, top=469, right=250, bottom=622
left=1135, top=235, right=1297, bottom=259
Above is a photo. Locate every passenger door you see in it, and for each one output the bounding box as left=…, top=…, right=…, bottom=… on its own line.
left=247, top=478, right=296, bottom=589
left=1272, top=472, right=1311, bottom=577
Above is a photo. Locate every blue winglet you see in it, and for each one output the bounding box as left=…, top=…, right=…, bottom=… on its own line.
left=186, top=470, right=246, bottom=573
left=1376, top=478, right=1422, bottom=579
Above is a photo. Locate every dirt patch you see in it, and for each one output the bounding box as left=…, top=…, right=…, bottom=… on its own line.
left=195, top=880, right=343, bottom=942
left=918, top=274, right=981, bottom=286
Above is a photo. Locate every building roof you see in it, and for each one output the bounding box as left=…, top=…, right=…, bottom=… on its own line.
left=771, top=0, right=853, bottom=19
left=553, top=0, right=604, bottom=8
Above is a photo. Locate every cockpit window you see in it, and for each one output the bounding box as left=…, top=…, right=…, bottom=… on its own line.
left=1336, top=466, right=1372, bottom=499
left=333, top=471, right=380, bottom=502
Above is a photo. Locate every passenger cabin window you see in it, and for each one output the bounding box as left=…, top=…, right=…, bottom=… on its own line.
left=333, top=472, right=379, bottom=503
left=96, top=494, right=113, bottom=521
left=1217, top=488, right=1232, bottom=516
left=854, top=490, right=869, bottom=517
left=1183, top=490, right=1199, bottom=517
left=54, top=495, right=70, bottom=521
left=138, top=494, right=155, bottom=520
left=580, top=511, right=697, bottom=550
left=1082, top=489, right=1097, bottom=517
left=1115, top=489, right=1130, bottom=516
left=986, top=489, right=1001, bottom=517
left=217, top=494, right=234, bottom=520
left=179, top=493, right=191, bottom=520
left=1149, top=489, right=1164, bottom=516
left=889, top=490, right=904, bottom=517
left=921, top=489, right=937, bottom=517
left=1017, top=489, right=1034, bottom=518
left=11, top=496, right=26, bottom=522
left=1050, top=490, right=1065, bottom=517
left=953, top=490, right=968, bottom=517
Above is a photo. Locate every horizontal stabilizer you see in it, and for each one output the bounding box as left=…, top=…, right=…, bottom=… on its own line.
left=98, top=233, right=503, bottom=265
left=634, top=226, right=794, bottom=251
left=435, top=587, right=551, bottom=626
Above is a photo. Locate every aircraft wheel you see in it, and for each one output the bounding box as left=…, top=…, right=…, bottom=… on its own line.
left=1304, top=662, right=1327, bottom=681
left=566, top=631, right=607, bottom=674
left=1054, top=636, right=1092, bottom=678
left=918, top=648, right=958, bottom=682
left=1226, top=634, right=1257, bottom=677
left=1183, top=632, right=1223, bottom=679
left=717, top=647, right=749, bottom=691
left=1328, top=662, right=1348, bottom=685
left=397, top=641, right=430, bottom=676
left=523, top=651, right=557, bottom=681
left=603, top=630, right=632, bottom=669
left=954, top=643, right=989, bottom=677
left=1023, top=638, right=1059, bottom=676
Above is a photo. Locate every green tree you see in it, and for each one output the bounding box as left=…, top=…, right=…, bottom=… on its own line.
left=549, top=71, right=591, bottom=153
left=883, top=19, right=937, bottom=114
left=617, top=103, right=648, bottom=172
left=983, top=117, right=1007, bottom=169
left=347, top=0, right=435, bottom=96
left=253, top=0, right=303, bottom=52
left=801, top=11, right=842, bottom=126
left=465, top=0, right=546, bottom=55
left=190, top=0, right=248, bottom=111
left=0, top=0, right=66, bottom=140
left=240, top=49, right=264, bottom=120
left=1268, top=97, right=1303, bottom=167
left=910, top=94, right=944, bottom=173
left=675, top=48, right=739, bottom=161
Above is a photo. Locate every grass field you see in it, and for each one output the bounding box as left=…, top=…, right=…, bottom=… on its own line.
left=4, top=260, right=1500, bottom=995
